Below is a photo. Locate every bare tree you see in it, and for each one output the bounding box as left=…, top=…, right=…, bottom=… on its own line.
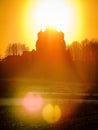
left=6, top=43, right=29, bottom=56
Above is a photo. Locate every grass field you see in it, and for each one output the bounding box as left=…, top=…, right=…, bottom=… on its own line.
left=0, top=79, right=98, bottom=129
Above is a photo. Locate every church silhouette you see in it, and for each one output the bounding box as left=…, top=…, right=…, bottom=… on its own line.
left=0, top=27, right=79, bottom=82
left=34, top=27, right=76, bottom=81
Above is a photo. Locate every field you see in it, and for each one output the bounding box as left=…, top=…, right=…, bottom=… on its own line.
left=0, top=79, right=98, bottom=129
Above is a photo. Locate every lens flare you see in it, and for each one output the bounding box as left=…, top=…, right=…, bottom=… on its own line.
left=42, top=104, right=62, bottom=123
left=22, top=92, right=43, bottom=112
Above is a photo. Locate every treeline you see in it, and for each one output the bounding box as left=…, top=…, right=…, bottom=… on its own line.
left=0, top=40, right=98, bottom=83
left=69, top=39, right=98, bottom=64
left=6, top=43, right=29, bottom=56
left=69, top=39, right=98, bottom=82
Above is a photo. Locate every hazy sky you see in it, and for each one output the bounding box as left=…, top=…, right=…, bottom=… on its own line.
left=0, top=0, right=98, bottom=57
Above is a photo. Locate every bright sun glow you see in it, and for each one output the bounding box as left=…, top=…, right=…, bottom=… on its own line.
left=35, top=0, right=75, bottom=32
left=23, top=0, right=83, bottom=48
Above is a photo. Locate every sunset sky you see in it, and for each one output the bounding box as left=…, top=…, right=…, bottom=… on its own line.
left=0, top=0, right=98, bottom=57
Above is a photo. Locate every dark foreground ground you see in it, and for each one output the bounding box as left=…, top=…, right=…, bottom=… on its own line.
left=0, top=79, right=98, bottom=130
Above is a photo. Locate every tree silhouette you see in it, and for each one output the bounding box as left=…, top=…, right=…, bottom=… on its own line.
left=6, top=43, right=29, bottom=56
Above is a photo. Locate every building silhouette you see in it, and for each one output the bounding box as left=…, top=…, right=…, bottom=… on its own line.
left=36, top=26, right=66, bottom=57
left=35, top=27, right=73, bottom=81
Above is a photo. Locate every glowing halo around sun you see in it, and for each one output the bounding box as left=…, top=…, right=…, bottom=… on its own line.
left=35, top=0, right=75, bottom=32
left=34, top=0, right=83, bottom=42
left=23, top=0, right=83, bottom=48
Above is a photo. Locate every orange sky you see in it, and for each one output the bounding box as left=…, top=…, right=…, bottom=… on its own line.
left=0, top=0, right=98, bottom=57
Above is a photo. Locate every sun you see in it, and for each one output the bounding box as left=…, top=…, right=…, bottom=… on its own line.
left=23, top=0, right=83, bottom=48
left=35, top=0, right=75, bottom=32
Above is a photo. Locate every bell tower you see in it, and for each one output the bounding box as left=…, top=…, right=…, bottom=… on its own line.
left=36, top=27, right=66, bottom=55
